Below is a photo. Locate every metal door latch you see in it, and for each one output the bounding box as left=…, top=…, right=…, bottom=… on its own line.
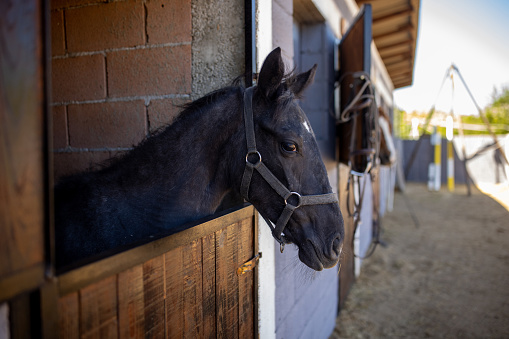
left=237, top=253, right=262, bottom=276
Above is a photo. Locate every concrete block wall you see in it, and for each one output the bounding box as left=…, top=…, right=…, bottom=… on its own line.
left=51, top=0, right=192, bottom=180
left=191, top=0, right=245, bottom=99
left=273, top=0, right=294, bottom=68
left=298, top=24, right=337, bottom=163
left=275, top=246, right=339, bottom=339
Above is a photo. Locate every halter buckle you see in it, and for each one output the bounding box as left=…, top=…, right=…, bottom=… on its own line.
left=285, top=192, right=302, bottom=208
left=246, top=151, right=262, bottom=165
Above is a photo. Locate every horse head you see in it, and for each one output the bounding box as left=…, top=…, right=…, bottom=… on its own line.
left=237, top=48, right=344, bottom=271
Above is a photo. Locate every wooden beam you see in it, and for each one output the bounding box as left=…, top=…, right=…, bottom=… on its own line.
left=357, top=0, right=418, bottom=89
left=389, top=67, right=412, bottom=78
left=0, top=263, right=45, bottom=302
left=373, top=22, right=413, bottom=39
left=392, top=80, right=411, bottom=89
left=372, top=7, right=413, bottom=24
left=383, top=52, right=412, bottom=67
left=387, top=60, right=411, bottom=72
left=294, top=0, right=325, bottom=23
left=377, top=38, right=413, bottom=51
left=379, top=46, right=411, bottom=58
left=376, top=30, right=410, bottom=46
left=392, top=74, right=412, bottom=83
left=394, top=80, right=412, bottom=89
left=392, top=70, right=413, bottom=80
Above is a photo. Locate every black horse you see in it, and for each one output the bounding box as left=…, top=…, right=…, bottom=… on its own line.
left=55, top=48, right=344, bottom=271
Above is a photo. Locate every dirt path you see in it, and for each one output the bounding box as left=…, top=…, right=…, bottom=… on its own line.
left=331, top=183, right=509, bottom=339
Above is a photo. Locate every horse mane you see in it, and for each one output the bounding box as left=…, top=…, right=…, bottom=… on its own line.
left=278, top=69, right=305, bottom=107
left=180, top=71, right=299, bottom=124
left=57, top=72, right=304, bottom=183
left=56, top=83, right=246, bottom=188
left=181, top=86, right=241, bottom=115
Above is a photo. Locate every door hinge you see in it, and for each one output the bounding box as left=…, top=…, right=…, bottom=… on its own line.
left=237, top=252, right=262, bottom=276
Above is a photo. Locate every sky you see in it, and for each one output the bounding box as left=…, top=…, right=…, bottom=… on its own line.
left=393, top=0, right=509, bottom=115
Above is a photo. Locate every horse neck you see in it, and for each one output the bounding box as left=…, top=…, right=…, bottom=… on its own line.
left=100, top=87, right=246, bottom=224
left=167, top=89, right=245, bottom=210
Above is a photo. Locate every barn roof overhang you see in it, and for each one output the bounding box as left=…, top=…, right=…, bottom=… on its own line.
left=356, top=0, right=420, bottom=89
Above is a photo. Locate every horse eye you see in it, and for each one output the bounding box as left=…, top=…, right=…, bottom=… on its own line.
left=281, top=141, right=297, bottom=153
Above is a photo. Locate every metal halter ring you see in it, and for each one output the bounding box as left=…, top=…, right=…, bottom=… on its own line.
left=246, top=151, right=262, bottom=165
left=285, top=192, right=302, bottom=208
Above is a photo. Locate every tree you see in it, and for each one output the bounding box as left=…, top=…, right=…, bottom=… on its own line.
left=485, top=86, right=509, bottom=128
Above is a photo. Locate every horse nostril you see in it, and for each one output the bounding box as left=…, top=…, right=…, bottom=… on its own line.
left=332, top=236, right=342, bottom=257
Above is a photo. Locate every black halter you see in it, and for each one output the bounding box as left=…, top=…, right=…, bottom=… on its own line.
left=240, top=86, right=339, bottom=252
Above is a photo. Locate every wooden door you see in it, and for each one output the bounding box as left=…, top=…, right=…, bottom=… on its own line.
left=0, top=0, right=49, bottom=302
left=337, top=4, right=372, bottom=307
left=55, top=206, right=258, bottom=338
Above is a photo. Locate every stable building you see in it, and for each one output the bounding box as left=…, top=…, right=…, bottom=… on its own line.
left=1, top=0, right=419, bottom=337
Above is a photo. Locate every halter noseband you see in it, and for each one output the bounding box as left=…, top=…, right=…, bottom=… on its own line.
left=240, top=86, right=338, bottom=252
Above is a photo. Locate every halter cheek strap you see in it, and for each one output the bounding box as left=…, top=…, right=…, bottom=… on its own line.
left=240, top=86, right=338, bottom=251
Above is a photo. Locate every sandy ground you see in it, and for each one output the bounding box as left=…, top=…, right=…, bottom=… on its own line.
left=330, top=183, right=509, bottom=339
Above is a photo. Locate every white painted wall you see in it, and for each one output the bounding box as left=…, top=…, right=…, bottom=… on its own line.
left=256, top=1, right=276, bottom=338
left=256, top=0, right=398, bottom=336
left=0, top=303, right=9, bottom=339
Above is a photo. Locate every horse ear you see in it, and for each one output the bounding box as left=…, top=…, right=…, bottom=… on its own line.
left=257, top=47, right=285, bottom=100
left=289, top=64, right=317, bottom=98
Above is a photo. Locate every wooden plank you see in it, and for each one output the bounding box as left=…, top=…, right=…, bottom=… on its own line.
left=181, top=239, right=203, bottom=338
left=252, top=213, right=259, bottom=339
left=58, top=292, right=79, bottom=338
left=40, top=281, right=59, bottom=339
left=226, top=222, right=239, bottom=337
left=9, top=293, right=33, bottom=339
left=0, top=0, right=45, bottom=289
left=142, top=256, right=166, bottom=339
left=165, top=246, right=183, bottom=338
left=215, top=222, right=240, bottom=338
left=237, top=218, right=254, bottom=338
left=0, top=263, right=45, bottom=302
left=118, top=265, right=145, bottom=339
left=79, top=275, right=118, bottom=339
left=215, top=228, right=228, bottom=338
left=201, top=233, right=216, bottom=339
left=372, top=167, right=381, bottom=221
left=338, top=164, right=355, bottom=307
left=58, top=205, right=254, bottom=296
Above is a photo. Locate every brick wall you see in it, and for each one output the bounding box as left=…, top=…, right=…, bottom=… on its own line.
left=51, top=0, right=192, bottom=180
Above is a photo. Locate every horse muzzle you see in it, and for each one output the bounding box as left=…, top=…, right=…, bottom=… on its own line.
left=297, top=233, right=343, bottom=271
left=291, top=207, right=344, bottom=271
